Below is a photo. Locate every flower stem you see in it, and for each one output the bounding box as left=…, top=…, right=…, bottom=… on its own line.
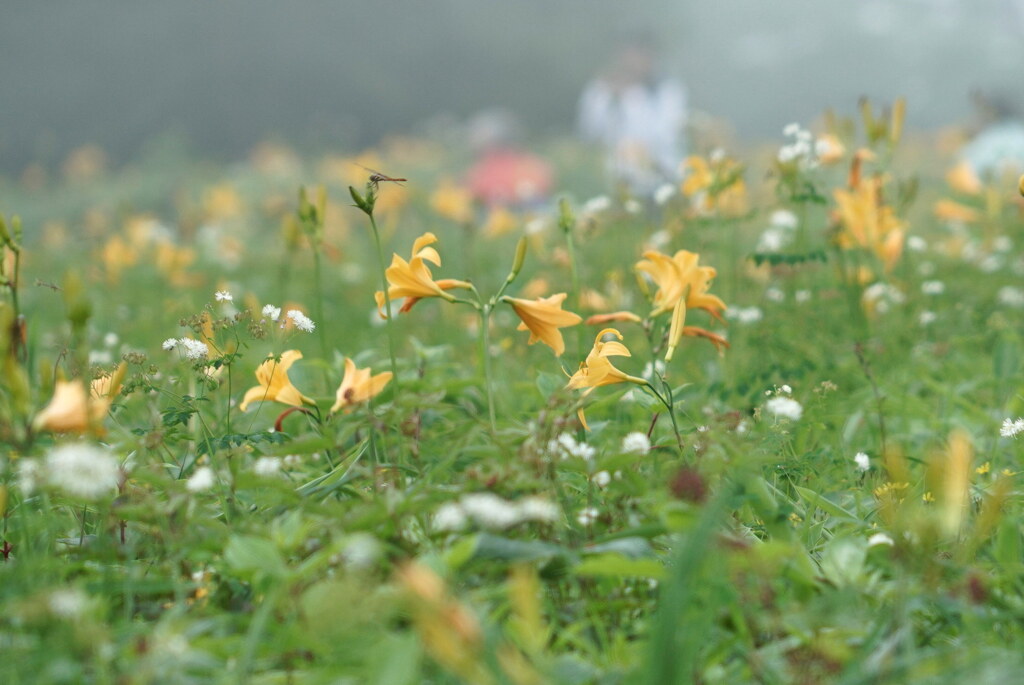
left=311, top=246, right=330, bottom=369
left=479, top=304, right=497, bottom=433
left=367, top=213, right=400, bottom=389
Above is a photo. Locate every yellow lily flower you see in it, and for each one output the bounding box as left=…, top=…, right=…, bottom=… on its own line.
left=430, top=178, right=474, bottom=224
left=34, top=362, right=127, bottom=434
left=566, top=328, right=647, bottom=429
left=374, top=232, right=471, bottom=318
left=506, top=293, right=582, bottom=357
left=330, top=358, right=393, bottom=413
left=832, top=175, right=906, bottom=272
left=239, top=350, right=313, bottom=412
left=934, top=199, right=980, bottom=224
left=635, top=249, right=726, bottom=360
left=948, top=161, right=982, bottom=196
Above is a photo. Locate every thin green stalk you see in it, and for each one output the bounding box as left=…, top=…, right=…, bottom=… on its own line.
left=311, top=246, right=330, bottom=367
left=368, top=213, right=400, bottom=389
left=479, top=304, right=497, bottom=433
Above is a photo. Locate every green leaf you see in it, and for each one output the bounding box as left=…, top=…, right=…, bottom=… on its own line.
left=224, top=535, right=288, bottom=580
left=793, top=485, right=860, bottom=521
left=575, top=554, right=665, bottom=579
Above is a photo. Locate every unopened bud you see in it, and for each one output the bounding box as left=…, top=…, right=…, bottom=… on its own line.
left=890, top=97, right=906, bottom=146
left=557, top=198, right=575, bottom=235
left=509, top=237, right=528, bottom=279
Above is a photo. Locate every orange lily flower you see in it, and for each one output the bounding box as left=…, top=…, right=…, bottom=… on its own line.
left=833, top=175, right=906, bottom=272
left=505, top=293, right=582, bottom=356
left=374, top=232, right=471, bottom=318
left=567, top=328, right=646, bottom=429
left=331, top=358, right=393, bottom=413
left=34, top=362, right=127, bottom=434
left=239, top=350, right=313, bottom=412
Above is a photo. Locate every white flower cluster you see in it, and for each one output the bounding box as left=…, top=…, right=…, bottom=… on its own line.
left=548, top=433, right=596, bottom=461
left=921, top=280, right=945, bottom=295
left=621, top=431, right=651, bottom=455
left=253, top=456, right=283, bottom=477
left=44, top=443, right=121, bottom=500
left=162, top=337, right=209, bottom=360
left=1000, top=417, right=1024, bottom=437
left=777, top=123, right=822, bottom=168
left=765, top=396, right=803, bottom=422
left=653, top=183, right=676, bottom=206
left=214, top=290, right=233, bottom=302
left=862, top=282, right=906, bottom=314
left=262, top=304, right=281, bottom=321
left=582, top=195, right=612, bottom=215
left=186, top=466, right=215, bottom=492
left=432, top=493, right=560, bottom=532
left=286, top=309, right=316, bottom=333
left=757, top=211, right=799, bottom=253
left=726, top=306, right=764, bottom=324
left=998, top=286, right=1024, bottom=308
left=854, top=452, right=871, bottom=471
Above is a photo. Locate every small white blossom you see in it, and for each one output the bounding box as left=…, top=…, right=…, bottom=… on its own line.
left=906, top=235, right=927, bottom=252
left=262, top=304, right=281, bottom=321
left=253, top=456, right=282, bottom=477
left=994, top=236, right=1013, bottom=252
left=214, top=290, right=233, bottom=302
left=104, top=332, right=119, bottom=347
left=726, top=306, right=763, bottom=324
left=340, top=533, right=381, bottom=570
left=795, top=290, right=811, bottom=303
left=162, top=338, right=179, bottom=351
left=180, top=338, right=209, bottom=361
left=646, top=230, right=671, bottom=250
left=653, top=183, right=676, bottom=206
left=623, top=199, right=642, bottom=214
left=592, top=470, right=611, bottom=488
left=460, top=493, right=522, bottom=530
left=783, top=122, right=801, bottom=137
left=554, top=433, right=596, bottom=461
left=867, top=532, right=895, bottom=547
left=1000, top=417, right=1024, bottom=437
left=854, top=452, right=871, bottom=471
left=518, top=497, right=559, bottom=523
left=186, top=466, right=215, bottom=492
left=765, top=396, right=803, bottom=422
left=757, top=228, right=789, bottom=252
left=17, top=459, right=42, bottom=496
left=921, top=281, right=945, bottom=295
left=45, top=443, right=120, bottom=500
left=998, top=286, right=1024, bottom=308
left=576, top=507, right=599, bottom=526
left=621, top=431, right=651, bottom=455
left=582, top=195, right=611, bottom=214
left=980, top=255, right=1003, bottom=273
left=919, top=311, right=937, bottom=326
left=433, top=503, right=468, bottom=532
left=287, top=309, right=316, bottom=332
left=769, top=209, right=798, bottom=229
left=48, top=589, right=89, bottom=618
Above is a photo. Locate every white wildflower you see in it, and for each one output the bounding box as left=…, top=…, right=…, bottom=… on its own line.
left=765, top=396, right=803, bottom=422
left=592, top=470, right=611, bottom=488
left=783, top=122, right=801, bottom=137
left=103, top=333, right=119, bottom=347
left=340, top=533, right=381, bottom=570
left=980, top=255, right=1003, bottom=273
left=460, top=493, right=522, bottom=530
left=919, top=311, right=937, bottom=326
left=179, top=338, right=209, bottom=361
left=162, top=338, right=179, bottom=351
left=186, top=466, right=215, bottom=493
left=88, top=350, right=113, bottom=365
left=921, top=281, right=945, bottom=295
left=17, top=459, right=42, bottom=496
left=998, top=286, right=1024, bottom=308
left=867, top=532, right=895, bottom=547
left=582, top=195, right=611, bottom=214
left=994, top=236, right=1013, bottom=252
left=433, top=502, right=468, bottom=532
left=214, top=290, right=233, bottom=302
left=45, top=443, right=120, bottom=500
left=287, top=309, right=316, bottom=332
left=621, top=431, right=651, bottom=455
left=756, top=228, right=788, bottom=252
left=623, top=199, right=642, bottom=214
left=795, top=290, right=811, bottom=303
left=48, top=589, right=89, bottom=618
left=654, top=183, right=676, bottom=206
left=906, top=235, right=927, bottom=252
left=518, top=497, right=560, bottom=523
left=524, top=217, right=548, bottom=235
left=262, top=304, right=281, bottom=321
left=769, top=209, right=798, bottom=229
left=646, top=229, right=671, bottom=250
left=854, top=452, right=870, bottom=472
left=253, top=456, right=282, bottom=477
left=1000, top=417, right=1024, bottom=438
left=727, top=306, right=763, bottom=324
left=555, top=433, right=596, bottom=461
left=576, top=507, right=599, bottom=526
left=765, top=287, right=785, bottom=302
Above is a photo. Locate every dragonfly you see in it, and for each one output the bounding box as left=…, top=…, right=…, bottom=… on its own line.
left=355, top=163, right=407, bottom=190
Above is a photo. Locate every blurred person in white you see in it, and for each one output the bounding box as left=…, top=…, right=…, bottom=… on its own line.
left=960, top=92, right=1024, bottom=181
left=578, top=30, right=687, bottom=196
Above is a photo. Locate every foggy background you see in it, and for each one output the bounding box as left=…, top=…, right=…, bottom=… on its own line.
left=2, top=0, right=1022, bottom=172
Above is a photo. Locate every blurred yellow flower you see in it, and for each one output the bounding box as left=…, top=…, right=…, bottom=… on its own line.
left=635, top=249, right=726, bottom=360
left=567, top=328, right=646, bottom=429
left=482, top=207, right=519, bottom=237
left=34, top=363, right=126, bottom=434
left=330, top=358, right=392, bottom=413
left=681, top=154, right=748, bottom=217
left=239, top=350, right=313, bottom=412
left=934, top=199, right=980, bottom=224
left=948, top=161, right=983, bottom=196
left=374, top=232, right=470, bottom=317
left=832, top=175, right=906, bottom=272
left=430, top=178, right=474, bottom=224
left=100, top=235, right=137, bottom=283
left=816, top=134, right=846, bottom=164
left=584, top=311, right=643, bottom=325
left=505, top=293, right=582, bottom=356
left=202, top=183, right=244, bottom=221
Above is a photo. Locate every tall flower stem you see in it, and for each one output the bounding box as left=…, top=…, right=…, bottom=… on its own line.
left=367, top=212, right=400, bottom=391
left=644, top=379, right=683, bottom=453
left=311, top=246, right=329, bottom=367
left=477, top=300, right=497, bottom=433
